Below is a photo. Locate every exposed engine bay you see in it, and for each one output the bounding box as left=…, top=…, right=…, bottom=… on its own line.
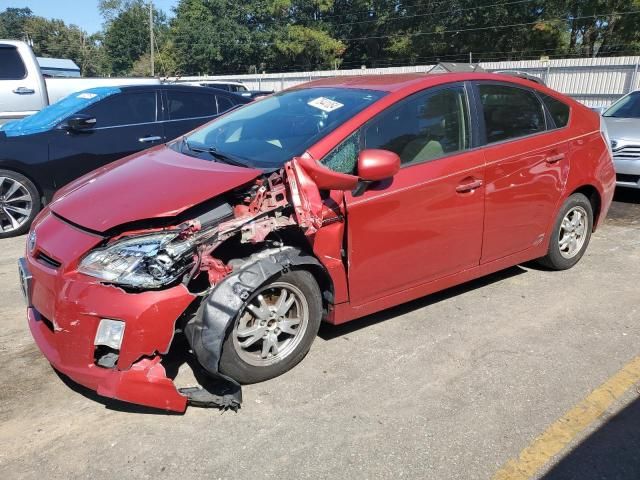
left=79, top=159, right=340, bottom=410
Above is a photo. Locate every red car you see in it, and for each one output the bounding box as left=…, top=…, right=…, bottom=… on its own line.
left=20, top=73, right=615, bottom=412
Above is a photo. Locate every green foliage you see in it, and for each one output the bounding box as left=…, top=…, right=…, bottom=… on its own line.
left=2, top=1, right=640, bottom=77
left=0, top=7, right=33, bottom=39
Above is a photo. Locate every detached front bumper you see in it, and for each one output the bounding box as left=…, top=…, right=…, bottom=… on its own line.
left=23, top=211, right=195, bottom=412
left=27, top=307, right=188, bottom=412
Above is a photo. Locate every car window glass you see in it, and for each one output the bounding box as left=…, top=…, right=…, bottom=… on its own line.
left=216, top=96, right=235, bottom=114
left=81, top=92, right=156, bottom=128
left=184, top=87, right=385, bottom=169
left=540, top=93, right=570, bottom=128
left=603, top=91, right=640, bottom=119
left=479, top=84, right=546, bottom=142
left=0, top=47, right=27, bottom=80
left=364, top=86, right=470, bottom=166
left=167, top=91, right=218, bottom=119
left=321, top=130, right=361, bottom=174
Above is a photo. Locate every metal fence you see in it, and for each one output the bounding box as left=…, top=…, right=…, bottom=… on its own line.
left=177, top=56, right=640, bottom=107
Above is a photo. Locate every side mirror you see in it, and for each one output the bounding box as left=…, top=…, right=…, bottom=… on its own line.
left=352, top=149, right=400, bottom=196
left=66, top=114, right=96, bottom=131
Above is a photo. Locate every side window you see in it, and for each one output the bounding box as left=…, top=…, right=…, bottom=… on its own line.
left=216, top=95, right=235, bottom=114
left=166, top=91, right=218, bottom=120
left=81, top=92, right=156, bottom=128
left=321, top=130, right=361, bottom=174
left=479, top=84, right=546, bottom=143
left=540, top=93, right=570, bottom=128
left=0, top=46, right=27, bottom=80
left=364, top=86, right=470, bottom=166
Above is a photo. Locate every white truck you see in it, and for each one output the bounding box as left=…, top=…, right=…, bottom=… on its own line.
left=0, top=40, right=159, bottom=125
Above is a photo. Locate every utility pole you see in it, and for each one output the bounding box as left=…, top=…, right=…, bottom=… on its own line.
left=149, top=2, right=155, bottom=77
left=469, top=51, right=473, bottom=64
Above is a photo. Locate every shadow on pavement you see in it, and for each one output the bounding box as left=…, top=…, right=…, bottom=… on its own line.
left=542, top=395, right=640, bottom=480
left=318, top=265, right=527, bottom=341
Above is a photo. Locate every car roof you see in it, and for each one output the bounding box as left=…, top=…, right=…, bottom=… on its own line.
left=296, top=72, right=553, bottom=94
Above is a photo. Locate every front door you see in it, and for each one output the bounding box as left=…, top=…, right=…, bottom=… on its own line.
left=333, top=84, right=486, bottom=306
left=49, top=90, right=163, bottom=188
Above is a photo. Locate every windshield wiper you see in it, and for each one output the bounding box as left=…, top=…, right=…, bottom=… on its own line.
left=182, top=137, right=249, bottom=167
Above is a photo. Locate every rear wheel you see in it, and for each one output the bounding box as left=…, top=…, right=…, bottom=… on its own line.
left=0, top=170, right=40, bottom=239
left=537, top=193, right=593, bottom=270
left=219, top=269, right=322, bottom=384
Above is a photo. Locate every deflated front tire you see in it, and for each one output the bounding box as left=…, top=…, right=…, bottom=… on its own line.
left=219, top=269, right=322, bottom=384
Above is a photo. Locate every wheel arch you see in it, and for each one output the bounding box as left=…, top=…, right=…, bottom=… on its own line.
left=0, top=164, right=45, bottom=205
left=569, top=184, right=602, bottom=231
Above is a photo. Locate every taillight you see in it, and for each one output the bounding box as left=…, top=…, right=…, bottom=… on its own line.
left=599, top=116, right=613, bottom=158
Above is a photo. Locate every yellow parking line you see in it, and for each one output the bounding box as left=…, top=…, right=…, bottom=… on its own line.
left=492, top=355, right=640, bottom=480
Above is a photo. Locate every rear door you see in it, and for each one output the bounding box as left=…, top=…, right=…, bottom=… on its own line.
left=339, top=83, right=486, bottom=306
left=475, top=82, right=570, bottom=263
left=162, top=88, right=219, bottom=141
left=49, top=89, right=162, bottom=187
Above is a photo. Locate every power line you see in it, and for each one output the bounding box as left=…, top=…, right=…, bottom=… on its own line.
left=328, top=0, right=536, bottom=28
left=341, top=10, right=640, bottom=41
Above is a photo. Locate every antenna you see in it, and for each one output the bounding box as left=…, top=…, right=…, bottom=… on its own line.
left=149, top=1, right=155, bottom=77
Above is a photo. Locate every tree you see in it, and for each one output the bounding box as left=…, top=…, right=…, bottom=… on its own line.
left=101, top=0, right=168, bottom=75
left=0, top=7, right=33, bottom=40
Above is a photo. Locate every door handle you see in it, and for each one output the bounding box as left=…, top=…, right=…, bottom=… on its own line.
left=456, top=179, right=483, bottom=193
left=13, top=87, right=35, bottom=95
left=138, top=136, right=162, bottom=143
left=545, top=152, right=565, bottom=164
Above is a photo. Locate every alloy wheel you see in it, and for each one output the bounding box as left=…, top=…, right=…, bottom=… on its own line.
left=232, top=281, right=309, bottom=367
left=0, top=176, right=33, bottom=233
left=558, top=206, right=588, bottom=259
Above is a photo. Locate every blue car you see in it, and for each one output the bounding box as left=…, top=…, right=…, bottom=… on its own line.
left=0, top=84, right=250, bottom=237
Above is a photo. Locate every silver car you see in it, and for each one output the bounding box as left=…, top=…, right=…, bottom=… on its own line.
left=602, top=91, right=640, bottom=189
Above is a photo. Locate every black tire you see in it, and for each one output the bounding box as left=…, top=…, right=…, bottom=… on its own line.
left=537, top=193, right=593, bottom=270
left=219, top=269, right=322, bottom=384
left=0, top=169, right=41, bottom=239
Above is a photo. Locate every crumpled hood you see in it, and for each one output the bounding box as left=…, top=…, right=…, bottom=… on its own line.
left=603, top=116, right=640, bottom=142
left=49, top=144, right=262, bottom=232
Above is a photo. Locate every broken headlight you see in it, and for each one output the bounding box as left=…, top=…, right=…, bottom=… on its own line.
left=78, top=232, right=195, bottom=289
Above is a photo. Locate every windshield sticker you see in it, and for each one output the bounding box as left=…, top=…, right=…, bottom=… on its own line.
left=77, top=92, right=98, bottom=99
left=308, top=97, right=344, bottom=113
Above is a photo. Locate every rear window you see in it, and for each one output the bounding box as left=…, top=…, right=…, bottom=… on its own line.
left=167, top=90, right=218, bottom=119
left=540, top=93, right=570, bottom=128
left=216, top=95, right=235, bottom=113
left=0, top=46, right=27, bottom=80
left=478, top=84, right=546, bottom=143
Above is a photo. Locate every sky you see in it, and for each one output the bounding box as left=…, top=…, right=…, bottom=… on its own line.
left=0, top=0, right=179, bottom=34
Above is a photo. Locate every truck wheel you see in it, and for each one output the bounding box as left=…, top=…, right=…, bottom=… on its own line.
left=219, top=269, right=322, bottom=384
left=0, top=170, right=40, bottom=238
left=537, top=193, right=593, bottom=270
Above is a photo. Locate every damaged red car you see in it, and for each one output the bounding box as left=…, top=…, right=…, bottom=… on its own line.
left=20, top=73, right=615, bottom=412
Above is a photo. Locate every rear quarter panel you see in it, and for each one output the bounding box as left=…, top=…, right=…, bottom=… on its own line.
left=559, top=103, right=615, bottom=230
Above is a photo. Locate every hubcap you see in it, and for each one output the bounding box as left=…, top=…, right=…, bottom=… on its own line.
left=233, top=281, right=309, bottom=367
left=558, top=206, right=588, bottom=259
left=0, top=176, right=33, bottom=233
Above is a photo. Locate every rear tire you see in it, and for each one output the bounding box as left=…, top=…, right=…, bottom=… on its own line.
left=0, top=170, right=41, bottom=239
left=219, top=269, right=322, bottom=384
left=537, top=193, right=593, bottom=270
